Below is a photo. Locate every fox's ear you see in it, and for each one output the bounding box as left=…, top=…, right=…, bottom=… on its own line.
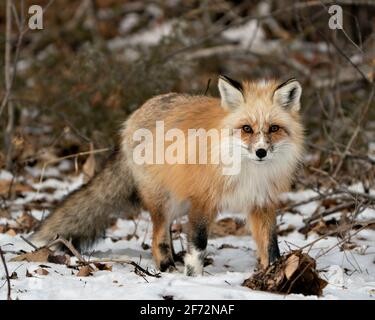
left=273, top=78, right=302, bottom=112
left=218, top=75, right=244, bottom=110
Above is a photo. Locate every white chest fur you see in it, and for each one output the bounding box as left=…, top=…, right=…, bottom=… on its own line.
left=219, top=161, right=283, bottom=213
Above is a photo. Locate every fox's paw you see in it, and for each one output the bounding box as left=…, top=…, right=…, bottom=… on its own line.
left=165, top=265, right=178, bottom=273
left=184, top=264, right=203, bottom=277
left=159, top=258, right=176, bottom=273
left=184, top=250, right=205, bottom=276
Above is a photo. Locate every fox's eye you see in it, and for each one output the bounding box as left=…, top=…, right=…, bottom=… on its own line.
left=242, top=125, right=253, bottom=134
left=270, top=125, right=280, bottom=133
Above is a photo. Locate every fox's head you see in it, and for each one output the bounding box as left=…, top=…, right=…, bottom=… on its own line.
left=218, top=76, right=304, bottom=167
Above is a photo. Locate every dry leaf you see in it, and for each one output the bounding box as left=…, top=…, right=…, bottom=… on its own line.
left=285, top=254, right=300, bottom=280
left=48, top=254, right=71, bottom=265
left=0, top=180, right=34, bottom=196
left=77, top=265, right=93, bottom=277
left=11, top=248, right=53, bottom=262
left=94, top=262, right=112, bottom=271
left=243, top=250, right=328, bottom=296
left=82, top=143, right=96, bottom=182
left=321, top=198, right=338, bottom=208
left=340, top=242, right=358, bottom=251
left=0, top=208, right=11, bottom=218
left=6, top=229, right=17, bottom=236
left=16, top=212, right=38, bottom=232
left=35, top=268, right=49, bottom=276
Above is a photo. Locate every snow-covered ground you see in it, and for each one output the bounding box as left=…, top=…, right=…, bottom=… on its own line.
left=0, top=164, right=374, bottom=300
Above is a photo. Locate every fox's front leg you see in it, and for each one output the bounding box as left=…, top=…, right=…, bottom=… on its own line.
left=249, top=207, right=280, bottom=268
left=184, top=210, right=212, bottom=276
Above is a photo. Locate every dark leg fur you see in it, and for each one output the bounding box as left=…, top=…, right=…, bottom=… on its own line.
left=184, top=217, right=210, bottom=276
left=268, top=228, right=280, bottom=264
left=150, top=211, right=176, bottom=272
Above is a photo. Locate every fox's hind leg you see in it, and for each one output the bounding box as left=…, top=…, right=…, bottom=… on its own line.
left=150, top=208, right=176, bottom=272
left=249, top=207, right=280, bottom=268
left=148, top=194, right=191, bottom=272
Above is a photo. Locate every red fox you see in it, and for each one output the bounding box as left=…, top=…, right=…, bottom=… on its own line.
left=32, top=76, right=304, bottom=276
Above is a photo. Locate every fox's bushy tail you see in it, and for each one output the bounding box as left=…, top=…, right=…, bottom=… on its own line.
left=32, top=150, right=141, bottom=250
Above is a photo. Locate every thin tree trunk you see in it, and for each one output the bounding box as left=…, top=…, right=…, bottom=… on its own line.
left=4, top=0, right=14, bottom=170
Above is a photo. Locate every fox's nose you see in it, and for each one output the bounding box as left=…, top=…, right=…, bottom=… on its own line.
left=256, top=148, right=267, bottom=159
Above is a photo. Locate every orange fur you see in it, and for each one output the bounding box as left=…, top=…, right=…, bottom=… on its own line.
left=249, top=206, right=277, bottom=268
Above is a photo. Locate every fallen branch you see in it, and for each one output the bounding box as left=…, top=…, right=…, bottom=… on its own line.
left=278, top=191, right=340, bottom=214
left=79, top=258, right=161, bottom=278
left=45, top=236, right=86, bottom=264
left=44, top=236, right=160, bottom=278
left=304, top=201, right=356, bottom=224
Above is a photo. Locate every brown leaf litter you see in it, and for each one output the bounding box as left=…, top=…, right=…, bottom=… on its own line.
left=11, top=247, right=70, bottom=265
left=77, top=265, right=93, bottom=277
left=242, top=250, right=327, bottom=296
left=210, top=218, right=249, bottom=238
left=0, top=212, right=39, bottom=235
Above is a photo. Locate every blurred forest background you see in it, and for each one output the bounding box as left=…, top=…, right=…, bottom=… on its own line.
left=0, top=0, right=375, bottom=191
left=1, top=1, right=375, bottom=300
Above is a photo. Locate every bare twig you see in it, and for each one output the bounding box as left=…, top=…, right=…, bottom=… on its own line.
left=204, top=78, right=211, bottom=96
left=2, top=0, right=18, bottom=170
left=1, top=0, right=56, bottom=157
left=306, top=142, right=374, bottom=164
left=317, top=29, right=371, bottom=85
left=36, top=147, right=110, bottom=194
left=300, top=220, right=375, bottom=252
left=315, top=221, right=375, bottom=259
left=0, top=246, right=11, bottom=300
left=20, top=235, right=38, bottom=250
left=333, top=86, right=375, bottom=176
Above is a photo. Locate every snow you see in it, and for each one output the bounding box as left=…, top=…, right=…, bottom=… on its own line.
left=223, top=20, right=266, bottom=49
left=119, top=14, right=139, bottom=34
left=108, top=21, right=174, bottom=50
left=0, top=164, right=375, bottom=300
left=0, top=170, right=13, bottom=181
